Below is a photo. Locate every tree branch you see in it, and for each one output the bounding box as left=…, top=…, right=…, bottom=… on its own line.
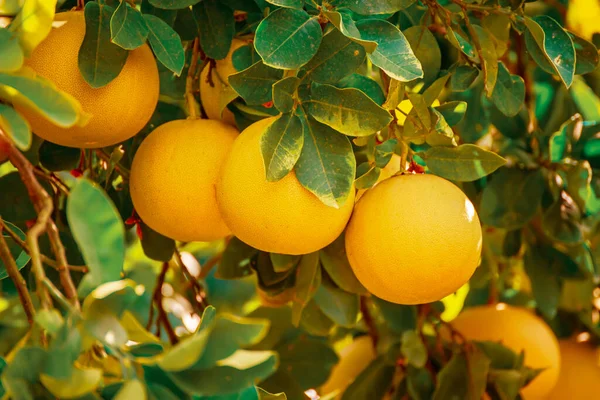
left=151, top=262, right=178, bottom=344
left=360, top=296, right=379, bottom=351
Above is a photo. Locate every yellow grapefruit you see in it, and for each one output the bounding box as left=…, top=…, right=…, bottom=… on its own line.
left=130, top=119, right=238, bottom=242
left=216, top=117, right=355, bottom=255
left=451, top=305, right=561, bottom=399
left=15, top=11, right=159, bottom=148
left=199, top=38, right=247, bottom=125
left=346, top=173, right=482, bottom=304
left=549, top=339, right=600, bottom=399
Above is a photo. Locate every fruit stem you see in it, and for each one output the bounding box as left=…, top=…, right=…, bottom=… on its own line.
left=186, top=38, right=201, bottom=120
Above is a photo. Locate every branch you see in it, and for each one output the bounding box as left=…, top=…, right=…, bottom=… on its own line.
left=186, top=38, right=201, bottom=119
left=174, top=249, right=209, bottom=312
left=152, top=262, right=178, bottom=344
left=360, top=296, right=379, bottom=351
left=0, top=223, right=35, bottom=326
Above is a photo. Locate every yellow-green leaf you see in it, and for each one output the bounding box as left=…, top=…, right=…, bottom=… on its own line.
left=261, top=113, right=304, bottom=181
left=0, top=28, right=24, bottom=72
left=40, top=367, right=102, bottom=399
left=9, top=0, right=56, bottom=55
left=420, top=144, right=506, bottom=182
left=0, top=103, right=30, bottom=150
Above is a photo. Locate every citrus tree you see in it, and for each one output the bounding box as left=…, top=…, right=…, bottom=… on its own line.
left=1, top=0, right=600, bottom=398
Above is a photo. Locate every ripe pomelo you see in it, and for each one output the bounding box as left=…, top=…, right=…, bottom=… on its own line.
left=320, top=336, right=376, bottom=398
left=346, top=173, right=482, bottom=304
left=130, top=119, right=238, bottom=242
left=15, top=11, right=159, bottom=148
left=199, top=38, right=247, bottom=125
left=548, top=339, right=600, bottom=399
left=216, top=117, right=355, bottom=255
left=451, top=304, right=561, bottom=399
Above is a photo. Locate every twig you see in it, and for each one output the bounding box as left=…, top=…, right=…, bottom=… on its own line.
left=186, top=38, right=201, bottom=119
left=174, top=249, right=208, bottom=312
left=0, top=224, right=35, bottom=326
left=149, top=262, right=179, bottom=344
left=46, top=221, right=80, bottom=309
left=96, top=150, right=130, bottom=180
left=43, top=278, right=74, bottom=312
left=199, top=253, right=222, bottom=279
left=360, top=296, right=379, bottom=351
left=33, top=168, right=70, bottom=195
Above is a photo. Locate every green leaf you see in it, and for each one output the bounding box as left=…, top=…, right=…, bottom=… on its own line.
left=355, top=163, right=381, bottom=190
left=270, top=254, right=300, bottom=273
left=255, top=8, right=322, bottom=69
left=403, top=26, right=441, bottom=86
left=567, top=161, right=600, bottom=215
left=260, top=113, right=304, bottom=182
left=43, top=317, right=81, bottom=379
left=373, top=297, right=416, bottom=334
left=313, top=283, right=359, bottom=327
left=571, top=33, right=599, bottom=75
left=434, top=101, right=467, bottom=126
left=308, top=83, right=392, bottom=136
left=276, top=337, right=338, bottom=389
left=148, top=0, right=202, bottom=9
left=451, top=65, right=479, bottom=92
left=216, top=237, right=257, bottom=279
left=41, top=367, right=102, bottom=399
left=323, top=10, right=377, bottom=53
left=257, top=387, right=287, bottom=399
left=401, top=331, right=427, bottom=368
left=9, top=0, right=56, bottom=56
left=472, top=25, right=498, bottom=96
left=549, top=116, right=577, bottom=163
left=320, top=233, right=366, bottom=294
left=341, top=357, right=395, bottom=400
left=34, top=309, right=63, bottom=335
left=0, top=104, right=30, bottom=150
left=524, top=246, right=560, bottom=320
left=229, top=61, right=284, bottom=105
left=291, top=252, right=320, bottom=325
left=2, top=346, right=47, bottom=399
left=295, top=116, right=356, bottom=208
left=38, top=141, right=80, bottom=171
left=266, top=0, right=303, bottom=9
left=299, top=299, right=335, bottom=337
left=0, top=221, right=30, bottom=280
left=419, top=144, right=506, bottom=182
left=67, top=179, right=125, bottom=292
left=115, top=379, right=146, bottom=400
left=541, top=192, right=583, bottom=245
left=433, top=348, right=490, bottom=400
left=272, top=77, right=299, bottom=113
left=194, top=0, right=235, bottom=60
left=0, top=71, right=82, bottom=128
left=336, top=73, right=386, bottom=106
left=407, top=366, right=434, bottom=400
left=488, top=369, right=523, bottom=400
left=168, top=351, right=278, bottom=396
left=79, top=2, right=129, bottom=88
left=491, top=62, right=524, bottom=117
left=0, top=28, right=24, bottom=72
left=139, top=221, right=176, bottom=262
left=480, top=168, right=545, bottom=229
left=110, top=1, right=149, bottom=50
left=524, top=16, right=575, bottom=88
left=344, top=0, right=415, bottom=14
left=144, top=14, right=185, bottom=75
left=570, top=77, right=600, bottom=121
left=141, top=0, right=178, bottom=25
left=383, top=79, right=404, bottom=111
left=303, top=28, right=366, bottom=84
left=356, top=19, right=423, bottom=82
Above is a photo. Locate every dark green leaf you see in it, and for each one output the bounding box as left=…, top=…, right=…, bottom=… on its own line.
left=144, top=14, right=185, bottom=75
left=373, top=297, right=416, bottom=334
left=309, top=83, right=392, bottom=136
left=38, top=141, right=80, bottom=171
left=79, top=2, right=129, bottom=88
left=266, top=0, right=303, bottom=9
left=299, top=299, right=335, bottom=336
left=111, top=2, right=148, bottom=50
left=356, top=19, right=423, bottom=82
left=232, top=44, right=261, bottom=72
left=451, top=65, right=479, bottom=92
left=194, top=0, right=235, bottom=60
left=0, top=172, right=40, bottom=225
left=292, top=252, right=320, bottom=325
left=277, top=337, right=338, bottom=389
left=0, top=221, right=29, bottom=280
left=260, top=113, right=304, bottom=181
left=295, top=116, right=356, bottom=208
left=524, top=16, right=575, bottom=88
left=229, top=61, right=284, bottom=105
left=139, top=221, right=176, bottom=262
left=489, top=369, right=523, bottom=400
left=0, top=28, right=23, bottom=72
left=433, top=349, right=490, bottom=400
left=323, top=10, right=378, bottom=53
left=403, top=26, right=441, bottom=86
left=341, top=357, right=395, bottom=400
left=272, top=77, right=299, bottom=113
left=524, top=246, right=560, bottom=319
left=401, top=331, right=427, bottom=368
left=313, top=283, right=359, bottom=327
left=320, top=233, right=367, bottom=294
left=303, top=28, right=366, bottom=84
left=480, top=168, right=545, bottom=229
left=148, top=0, right=201, bottom=9
left=255, top=8, right=322, bottom=69
left=490, top=104, right=528, bottom=140
left=141, top=0, right=178, bottom=25
left=216, top=237, right=257, bottom=279
left=355, top=163, right=381, bottom=189
left=67, top=179, right=125, bottom=294
left=420, top=144, right=506, bottom=182
left=344, top=0, right=415, bottom=14
left=571, top=33, right=599, bottom=75
left=541, top=192, right=583, bottom=245
left=407, top=366, right=434, bottom=400
left=172, top=7, right=198, bottom=40
left=336, top=73, right=386, bottom=106
left=0, top=104, right=30, bottom=150
left=491, top=62, right=525, bottom=117
left=570, top=78, right=600, bottom=121
left=434, top=101, right=467, bottom=126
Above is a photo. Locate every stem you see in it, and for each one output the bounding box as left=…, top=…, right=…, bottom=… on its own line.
left=46, top=222, right=80, bottom=309
left=151, top=262, right=178, bottom=344
left=186, top=38, right=201, bottom=120
left=96, top=150, right=130, bottom=180
left=0, top=225, right=35, bottom=326
left=174, top=250, right=208, bottom=312
left=199, top=253, right=222, bottom=279
left=360, top=296, right=378, bottom=351
left=43, top=278, right=75, bottom=312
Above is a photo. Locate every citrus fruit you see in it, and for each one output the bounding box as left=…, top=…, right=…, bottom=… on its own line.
left=549, top=339, right=600, bottom=399
left=345, top=173, right=482, bottom=304
left=566, top=0, right=600, bottom=40
left=130, top=119, right=238, bottom=242
left=15, top=11, right=159, bottom=148
left=451, top=304, right=561, bottom=399
left=320, top=336, right=376, bottom=398
left=216, top=117, right=355, bottom=255
left=199, top=38, right=247, bottom=125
